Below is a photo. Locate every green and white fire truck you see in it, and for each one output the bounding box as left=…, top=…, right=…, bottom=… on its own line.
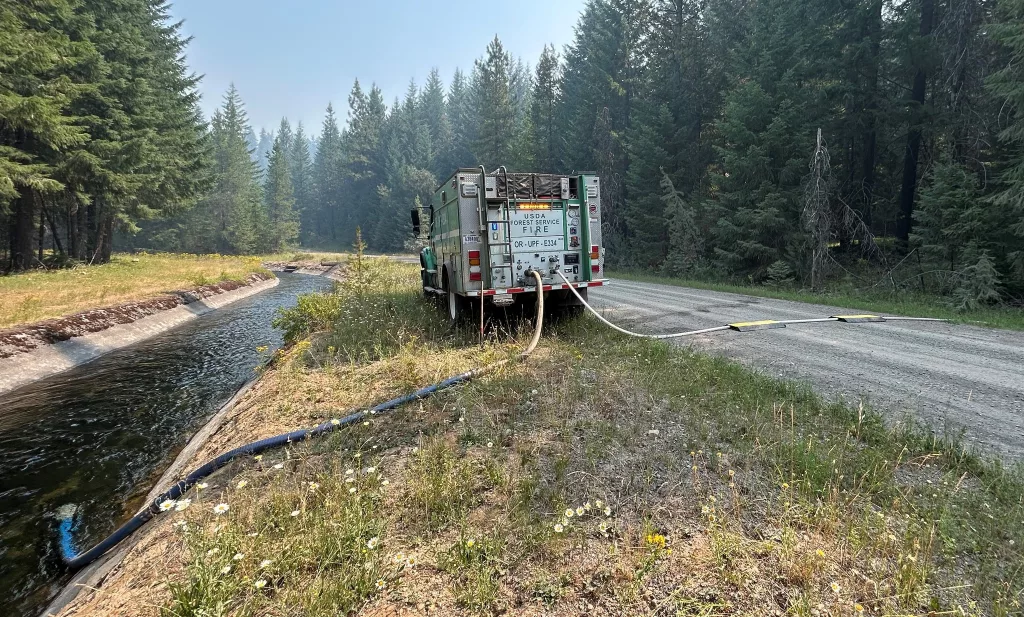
left=412, top=167, right=607, bottom=322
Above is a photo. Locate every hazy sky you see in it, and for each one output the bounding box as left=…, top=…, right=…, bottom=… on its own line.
left=168, top=0, right=586, bottom=134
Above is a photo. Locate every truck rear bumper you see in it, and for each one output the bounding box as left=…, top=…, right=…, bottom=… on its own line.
left=465, top=279, right=608, bottom=297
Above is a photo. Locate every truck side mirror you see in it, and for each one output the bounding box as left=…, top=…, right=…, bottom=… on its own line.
left=411, top=209, right=421, bottom=236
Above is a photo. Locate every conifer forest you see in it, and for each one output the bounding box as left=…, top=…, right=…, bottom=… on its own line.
left=3, top=0, right=1024, bottom=306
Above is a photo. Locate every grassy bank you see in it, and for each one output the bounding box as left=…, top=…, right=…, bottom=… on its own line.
left=609, top=269, right=1024, bottom=331
left=0, top=253, right=268, bottom=329
left=71, top=258, right=1022, bottom=617
left=259, top=251, right=350, bottom=264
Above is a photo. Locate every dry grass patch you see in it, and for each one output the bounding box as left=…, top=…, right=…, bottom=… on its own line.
left=0, top=253, right=267, bottom=328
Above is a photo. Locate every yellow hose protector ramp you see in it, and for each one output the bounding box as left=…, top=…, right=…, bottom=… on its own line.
left=832, top=314, right=886, bottom=323
left=728, top=320, right=786, bottom=332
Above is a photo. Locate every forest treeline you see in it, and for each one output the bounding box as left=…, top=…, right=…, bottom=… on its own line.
left=3, top=0, right=1024, bottom=305
left=1, top=0, right=207, bottom=269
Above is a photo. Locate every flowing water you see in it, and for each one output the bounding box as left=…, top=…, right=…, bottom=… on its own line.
left=0, top=273, right=332, bottom=616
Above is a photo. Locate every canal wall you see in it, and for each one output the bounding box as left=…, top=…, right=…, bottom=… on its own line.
left=41, top=377, right=262, bottom=617
left=0, top=274, right=279, bottom=395
left=263, top=260, right=345, bottom=281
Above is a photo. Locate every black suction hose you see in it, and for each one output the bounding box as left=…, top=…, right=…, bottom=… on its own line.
left=60, top=272, right=545, bottom=571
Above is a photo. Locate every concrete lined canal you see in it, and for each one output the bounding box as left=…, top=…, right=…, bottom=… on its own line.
left=0, top=273, right=332, bottom=616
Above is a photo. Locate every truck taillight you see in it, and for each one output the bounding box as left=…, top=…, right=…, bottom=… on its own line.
left=592, top=265, right=600, bottom=273
left=590, top=246, right=600, bottom=259
left=468, top=250, right=481, bottom=267
left=470, top=272, right=482, bottom=281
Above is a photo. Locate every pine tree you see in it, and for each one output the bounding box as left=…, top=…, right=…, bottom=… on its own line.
left=255, top=128, right=274, bottom=172
left=290, top=122, right=314, bottom=245
left=703, top=0, right=835, bottom=279
left=623, top=99, right=673, bottom=265
left=72, top=0, right=209, bottom=262
left=421, top=68, right=453, bottom=177
left=263, top=136, right=299, bottom=250
left=313, top=102, right=344, bottom=246
left=341, top=82, right=387, bottom=241
left=472, top=36, right=516, bottom=167
left=245, top=127, right=259, bottom=159
left=661, top=170, right=704, bottom=275
left=276, top=118, right=294, bottom=167
left=896, top=0, right=936, bottom=244
left=556, top=0, right=652, bottom=255
left=530, top=45, right=560, bottom=171
left=445, top=68, right=475, bottom=170
left=509, top=56, right=534, bottom=169
left=399, top=80, right=430, bottom=167
left=987, top=0, right=1024, bottom=277
left=706, top=80, right=800, bottom=277
left=2, top=0, right=208, bottom=267
left=1, top=0, right=95, bottom=269
left=912, top=153, right=1016, bottom=306
left=199, top=85, right=265, bottom=254
left=645, top=0, right=722, bottom=198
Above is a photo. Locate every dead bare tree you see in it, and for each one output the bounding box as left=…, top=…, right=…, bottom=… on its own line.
left=803, top=129, right=832, bottom=291
left=804, top=129, right=887, bottom=292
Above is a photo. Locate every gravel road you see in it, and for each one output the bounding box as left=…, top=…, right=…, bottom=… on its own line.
left=589, top=279, right=1024, bottom=461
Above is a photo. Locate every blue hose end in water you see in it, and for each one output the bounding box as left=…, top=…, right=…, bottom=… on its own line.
left=55, top=504, right=79, bottom=562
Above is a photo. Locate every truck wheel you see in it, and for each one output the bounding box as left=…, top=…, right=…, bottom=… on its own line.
left=444, top=271, right=465, bottom=324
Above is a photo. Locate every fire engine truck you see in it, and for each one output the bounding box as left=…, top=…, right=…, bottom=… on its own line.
left=412, top=166, right=607, bottom=322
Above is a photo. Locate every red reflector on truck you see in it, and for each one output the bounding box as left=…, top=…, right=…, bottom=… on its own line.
left=592, top=265, right=600, bottom=273
left=470, top=272, right=481, bottom=281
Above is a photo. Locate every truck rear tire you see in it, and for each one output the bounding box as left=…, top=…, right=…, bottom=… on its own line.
left=444, top=271, right=466, bottom=324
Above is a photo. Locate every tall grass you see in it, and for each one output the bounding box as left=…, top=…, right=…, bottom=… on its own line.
left=274, top=256, right=470, bottom=363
